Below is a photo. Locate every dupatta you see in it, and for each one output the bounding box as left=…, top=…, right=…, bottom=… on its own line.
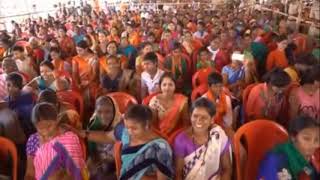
left=184, top=126, right=229, bottom=180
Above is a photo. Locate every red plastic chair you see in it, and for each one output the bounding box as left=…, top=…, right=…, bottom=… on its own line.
left=192, top=67, right=215, bottom=89
left=142, top=92, right=160, bottom=105
left=0, top=137, right=18, bottom=180
left=191, top=84, right=208, bottom=102
left=108, top=92, right=138, bottom=114
left=233, top=120, right=289, bottom=180
left=57, top=90, right=84, bottom=122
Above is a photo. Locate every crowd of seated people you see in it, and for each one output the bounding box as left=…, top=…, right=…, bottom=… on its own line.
left=0, top=1, right=319, bottom=180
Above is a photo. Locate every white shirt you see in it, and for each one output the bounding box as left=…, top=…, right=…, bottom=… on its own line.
left=141, top=69, right=164, bottom=95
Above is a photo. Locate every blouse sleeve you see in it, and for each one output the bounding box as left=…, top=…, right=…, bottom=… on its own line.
left=173, top=132, right=187, bottom=158
left=26, top=133, right=40, bottom=157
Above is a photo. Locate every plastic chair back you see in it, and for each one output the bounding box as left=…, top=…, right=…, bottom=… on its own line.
left=108, top=92, right=138, bottom=114
left=0, top=137, right=18, bottom=180
left=233, top=120, right=289, bottom=180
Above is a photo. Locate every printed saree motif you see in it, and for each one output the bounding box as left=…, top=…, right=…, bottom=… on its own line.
left=117, top=130, right=174, bottom=180
left=183, top=126, right=229, bottom=180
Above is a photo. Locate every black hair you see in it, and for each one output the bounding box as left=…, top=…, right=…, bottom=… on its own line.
left=40, top=60, right=55, bottom=70
left=12, top=46, right=24, bottom=52
left=300, top=67, right=317, bottom=85
left=141, top=42, right=153, bottom=50
left=50, top=47, right=61, bottom=54
left=275, top=35, right=287, bottom=43
left=32, top=102, right=58, bottom=124
left=264, top=68, right=291, bottom=87
left=197, top=21, right=205, bottom=26
left=198, top=46, right=209, bottom=53
left=172, top=41, right=182, bottom=51
left=295, top=53, right=317, bottom=66
left=124, top=104, right=153, bottom=125
left=147, top=31, right=155, bottom=37
left=95, top=95, right=115, bottom=109
left=76, top=40, right=89, bottom=49
left=6, top=72, right=23, bottom=89
left=289, top=115, right=319, bottom=136
left=58, top=25, right=67, bottom=32
left=285, top=43, right=297, bottom=65
left=159, top=72, right=176, bottom=89
left=311, top=64, right=320, bottom=82
left=143, top=52, right=158, bottom=64
left=106, top=41, right=118, bottom=48
left=191, top=97, right=216, bottom=117
left=37, top=89, right=58, bottom=105
left=208, top=72, right=223, bottom=86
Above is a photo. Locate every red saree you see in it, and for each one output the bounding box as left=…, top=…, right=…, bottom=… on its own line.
left=156, top=94, right=188, bottom=137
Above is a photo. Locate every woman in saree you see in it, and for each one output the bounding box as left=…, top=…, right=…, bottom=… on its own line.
left=246, top=68, right=291, bottom=124
left=100, top=55, right=139, bottom=97
left=24, top=60, right=58, bottom=94
left=181, top=31, right=203, bottom=56
left=96, top=30, right=109, bottom=57
left=107, top=27, right=120, bottom=44
left=258, top=115, right=320, bottom=180
left=57, top=26, right=76, bottom=59
left=174, top=98, right=232, bottom=180
left=148, top=72, right=189, bottom=137
left=86, top=95, right=121, bottom=179
left=195, top=47, right=215, bottom=71
left=289, top=66, right=320, bottom=121
left=72, top=40, right=100, bottom=113
left=99, top=41, right=128, bottom=71
left=49, top=47, right=72, bottom=73
left=164, top=42, right=191, bottom=94
left=24, top=102, right=87, bottom=180
left=68, top=104, right=174, bottom=180
left=202, top=72, right=233, bottom=128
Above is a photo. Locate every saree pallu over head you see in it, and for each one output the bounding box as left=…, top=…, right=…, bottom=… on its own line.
left=33, top=132, right=88, bottom=180
left=183, top=126, right=230, bottom=180
left=118, top=129, right=174, bottom=180
left=158, top=94, right=188, bottom=137
left=87, top=95, right=121, bottom=154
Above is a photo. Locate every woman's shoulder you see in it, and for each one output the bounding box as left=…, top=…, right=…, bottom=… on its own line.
left=149, top=95, right=160, bottom=104
left=174, top=130, right=189, bottom=143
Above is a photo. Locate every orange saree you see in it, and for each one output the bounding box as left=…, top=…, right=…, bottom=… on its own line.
left=72, top=55, right=100, bottom=104
left=99, top=55, right=128, bottom=74
left=151, top=94, right=188, bottom=137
